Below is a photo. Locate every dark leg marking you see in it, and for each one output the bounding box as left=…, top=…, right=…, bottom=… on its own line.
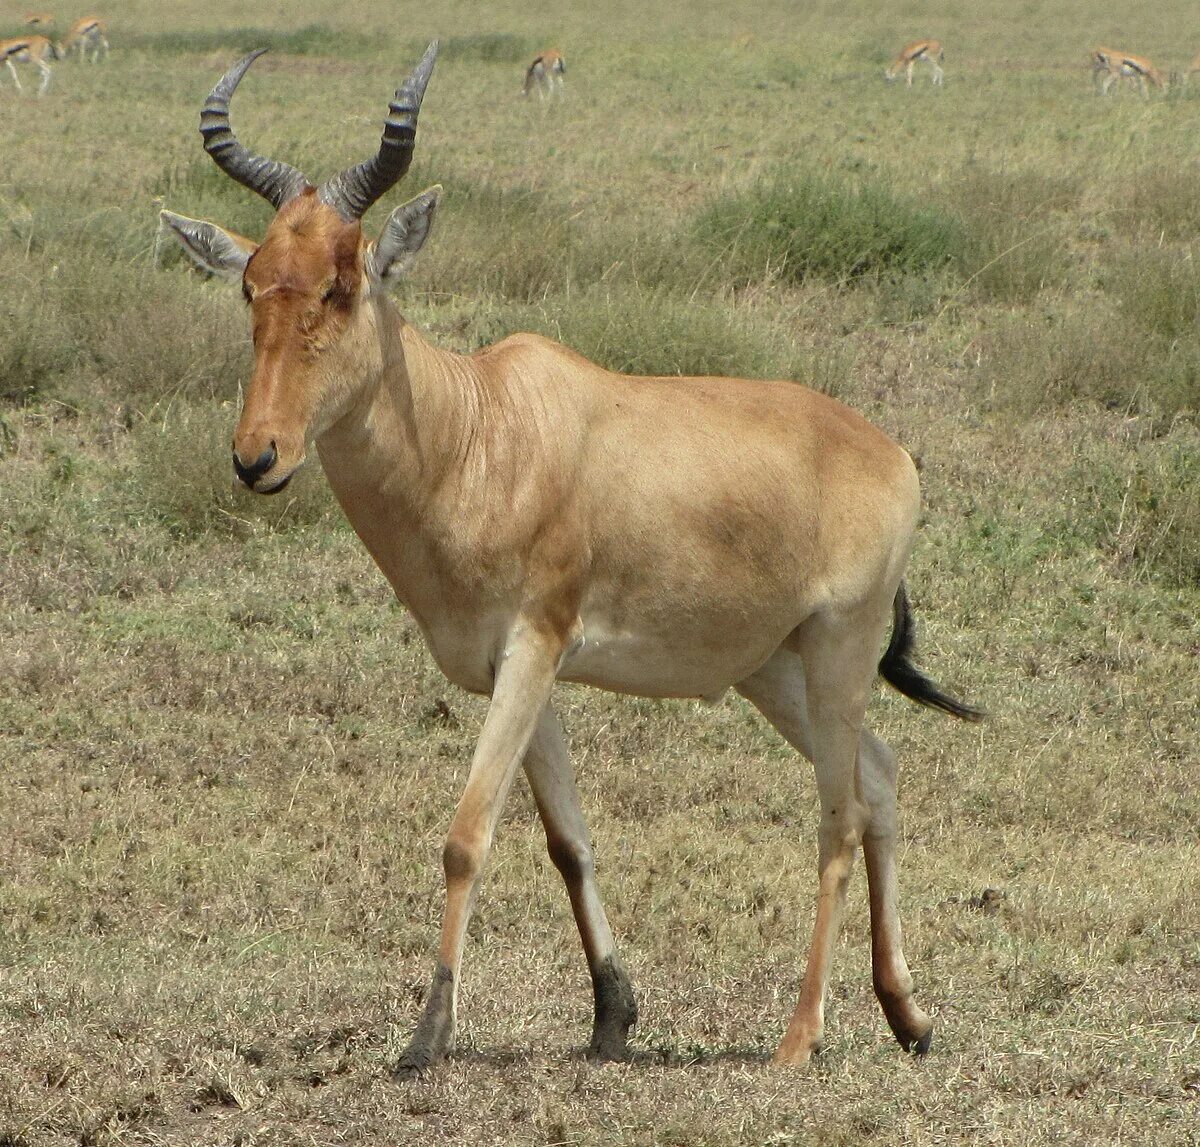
left=876, top=981, right=934, bottom=1055
left=588, top=954, right=637, bottom=1061
left=393, top=963, right=455, bottom=1079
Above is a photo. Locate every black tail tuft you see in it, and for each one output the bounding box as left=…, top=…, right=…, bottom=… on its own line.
left=879, top=582, right=983, bottom=721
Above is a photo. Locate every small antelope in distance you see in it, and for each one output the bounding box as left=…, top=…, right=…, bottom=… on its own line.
left=1, top=34, right=58, bottom=94
left=1091, top=47, right=1165, bottom=97
left=885, top=39, right=944, bottom=86
left=522, top=48, right=565, bottom=98
left=160, top=42, right=980, bottom=1075
left=23, top=12, right=54, bottom=28
left=60, top=15, right=107, bottom=62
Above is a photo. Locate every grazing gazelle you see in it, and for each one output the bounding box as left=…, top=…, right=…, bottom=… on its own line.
left=522, top=48, right=565, bottom=98
left=885, top=39, right=944, bottom=86
left=1091, top=47, right=1165, bottom=97
left=160, top=43, right=981, bottom=1074
left=60, top=15, right=108, bottom=62
left=23, top=12, right=54, bottom=28
left=1, top=34, right=58, bottom=94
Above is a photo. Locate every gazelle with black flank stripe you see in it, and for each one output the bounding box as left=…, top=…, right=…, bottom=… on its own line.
left=61, top=15, right=108, bottom=62
left=1, top=33, right=58, bottom=94
left=522, top=48, right=565, bottom=98
left=1091, top=47, right=1165, bottom=97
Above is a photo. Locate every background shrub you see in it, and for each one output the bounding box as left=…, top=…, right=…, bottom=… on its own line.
left=692, top=169, right=966, bottom=286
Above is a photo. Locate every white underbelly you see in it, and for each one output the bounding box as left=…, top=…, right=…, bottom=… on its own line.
left=557, top=622, right=774, bottom=700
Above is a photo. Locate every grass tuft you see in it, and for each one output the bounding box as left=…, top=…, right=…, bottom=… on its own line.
left=437, top=34, right=540, bottom=63
left=129, top=403, right=337, bottom=539
left=977, top=302, right=1198, bottom=421
left=507, top=284, right=848, bottom=389
left=124, top=24, right=373, bottom=56
left=949, top=167, right=1080, bottom=302
left=692, top=169, right=965, bottom=286
left=1072, top=432, right=1200, bottom=587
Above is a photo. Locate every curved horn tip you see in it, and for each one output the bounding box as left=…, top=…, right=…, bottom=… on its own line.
left=411, top=40, right=439, bottom=81
left=207, top=47, right=270, bottom=98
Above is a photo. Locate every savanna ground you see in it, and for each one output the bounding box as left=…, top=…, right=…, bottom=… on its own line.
left=1, top=0, right=1198, bottom=1142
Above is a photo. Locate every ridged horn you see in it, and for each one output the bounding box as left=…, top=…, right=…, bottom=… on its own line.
left=317, top=41, right=439, bottom=222
left=200, top=49, right=311, bottom=208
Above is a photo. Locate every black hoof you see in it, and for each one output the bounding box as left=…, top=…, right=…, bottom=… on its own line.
left=908, top=1026, right=933, bottom=1056
left=588, top=955, right=638, bottom=1062
left=392, top=1051, right=435, bottom=1081
left=393, top=963, right=456, bottom=1079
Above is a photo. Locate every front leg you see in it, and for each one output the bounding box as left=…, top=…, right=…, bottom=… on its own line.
left=394, top=627, right=562, bottom=1077
left=523, top=706, right=637, bottom=1060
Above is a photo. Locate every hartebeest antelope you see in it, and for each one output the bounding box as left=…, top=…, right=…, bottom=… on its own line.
left=885, top=39, right=944, bottom=86
left=1, top=33, right=57, bottom=94
left=60, top=15, right=107, bottom=62
left=1091, top=47, right=1165, bottom=97
left=522, top=49, right=565, bottom=98
left=160, top=43, right=981, bottom=1074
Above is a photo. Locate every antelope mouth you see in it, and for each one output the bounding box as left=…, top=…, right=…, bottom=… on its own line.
left=256, top=471, right=294, bottom=496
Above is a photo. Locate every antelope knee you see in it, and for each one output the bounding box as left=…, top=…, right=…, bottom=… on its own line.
left=442, top=834, right=485, bottom=885
left=547, top=835, right=594, bottom=884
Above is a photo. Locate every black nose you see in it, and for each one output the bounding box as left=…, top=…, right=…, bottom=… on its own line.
left=232, top=442, right=277, bottom=487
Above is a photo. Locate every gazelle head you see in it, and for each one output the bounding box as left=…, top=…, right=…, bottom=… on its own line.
left=161, top=44, right=441, bottom=495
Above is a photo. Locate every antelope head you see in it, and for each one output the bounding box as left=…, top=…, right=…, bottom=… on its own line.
left=160, top=43, right=441, bottom=494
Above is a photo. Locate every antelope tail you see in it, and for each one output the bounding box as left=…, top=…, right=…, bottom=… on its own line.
left=878, top=582, right=983, bottom=721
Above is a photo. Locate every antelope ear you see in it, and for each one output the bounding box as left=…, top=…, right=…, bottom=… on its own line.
left=367, top=186, right=440, bottom=286
left=159, top=209, right=256, bottom=281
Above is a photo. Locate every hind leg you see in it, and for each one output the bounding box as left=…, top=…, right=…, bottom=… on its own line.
left=859, top=729, right=933, bottom=1051
left=737, top=622, right=873, bottom=1064
left=738, top=634, right=931, bottom=1060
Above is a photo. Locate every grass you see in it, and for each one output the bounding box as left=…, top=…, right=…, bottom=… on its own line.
left=693, top=169, right=966, bottom=286
left=1, top=1, right=1199, bottom=1144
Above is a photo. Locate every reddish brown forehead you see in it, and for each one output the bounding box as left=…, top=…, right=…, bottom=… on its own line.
left=245, top=191, right=364, bottom=292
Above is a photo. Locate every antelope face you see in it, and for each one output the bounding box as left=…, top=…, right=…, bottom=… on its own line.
left=160, top=44, right=440, bottom=495
left=233, top=196, right=365, bottom=493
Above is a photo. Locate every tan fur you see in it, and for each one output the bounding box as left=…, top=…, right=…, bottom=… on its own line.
left=1091, top=47, right=1165, bottom=96
left=166, top=65, right=977, bottom=1069
left=885, top=38, right=943, bottom=85
left=1, top=33, right=56, bottom=93
left=218, top=193, right=937, bottom=1067
left=522, top=49, right=565, bottom=98
left=60, top=15, right=107, bottom=61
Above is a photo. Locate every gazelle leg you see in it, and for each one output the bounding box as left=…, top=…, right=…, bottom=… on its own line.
left=37, top=60, right=50, bottom=95
left=931, top=61, right=944, bottom=85
left=905, top=61, right=915, bottom=86
left=523, top=706, right=637, bottom=1059
left=6, top=60, right=23, bottom=93
left=394, top=632, right=561, bottom=1076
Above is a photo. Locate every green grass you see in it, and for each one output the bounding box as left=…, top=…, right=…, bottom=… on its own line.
left=122, top=23, right=376, bottom=56
left=1, top=1, right=1199, bottom=1144
left=693, top=169, right=966, bottom=285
